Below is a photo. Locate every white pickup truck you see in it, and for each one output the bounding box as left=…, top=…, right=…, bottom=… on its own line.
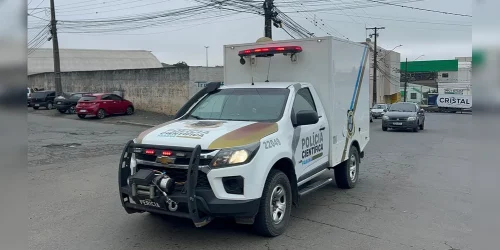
left=119, top=36, right=370, bottom=236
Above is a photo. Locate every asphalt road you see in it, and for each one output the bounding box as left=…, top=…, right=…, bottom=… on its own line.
left=29, top=112, right=472, bottom=250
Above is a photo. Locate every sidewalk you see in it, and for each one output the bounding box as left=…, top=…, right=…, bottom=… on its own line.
left=28, top=107, right=174, bottom=127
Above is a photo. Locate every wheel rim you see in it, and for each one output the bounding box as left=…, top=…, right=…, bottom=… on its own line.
left=48, top=103, right=52, bottom=109
left=69, top=106, right=75, bottom=114
left=98, top=110, right=104, bottom=118
left=349, top=154, right=357, bottom=181
left=269, top=184, right=286, bottom=224
left=127, top=107, right=133, bottom=114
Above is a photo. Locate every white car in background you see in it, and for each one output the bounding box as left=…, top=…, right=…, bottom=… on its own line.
left=371, top=104, right=389, bottom=119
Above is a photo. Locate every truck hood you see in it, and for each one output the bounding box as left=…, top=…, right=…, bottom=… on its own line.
left=137, top=120, right=279, bottom=150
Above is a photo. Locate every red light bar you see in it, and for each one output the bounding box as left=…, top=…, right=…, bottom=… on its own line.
left=238, top=46, right=303, bottom=56
left=145, top=149, right=155, bottom=155
left=162, top=150, right=173, bottom=156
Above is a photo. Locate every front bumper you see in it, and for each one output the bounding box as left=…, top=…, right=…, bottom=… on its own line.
left=383, top=119, right=418, bottom=129
left=119, top=141, right=260, bottom=227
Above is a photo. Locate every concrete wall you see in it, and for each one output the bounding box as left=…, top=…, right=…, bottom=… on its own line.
left=28, top=66, right=224, bottom=115
left=188, top=66, right=224, bottom=98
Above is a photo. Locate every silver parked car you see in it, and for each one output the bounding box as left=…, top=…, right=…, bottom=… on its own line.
left=382, top=102, right=425, bottom=132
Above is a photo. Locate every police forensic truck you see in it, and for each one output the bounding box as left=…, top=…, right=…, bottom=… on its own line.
left=118, top=36, right=370, bottom=236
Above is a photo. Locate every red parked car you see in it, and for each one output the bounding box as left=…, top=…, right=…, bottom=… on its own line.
left=75, top=93, right=134, bottom=119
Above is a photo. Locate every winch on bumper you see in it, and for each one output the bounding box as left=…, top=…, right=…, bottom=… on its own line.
left=118, top=140, right=260, bottom=227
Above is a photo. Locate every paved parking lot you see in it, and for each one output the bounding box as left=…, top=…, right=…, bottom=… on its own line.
left=28, top=112, right=472, bottom=250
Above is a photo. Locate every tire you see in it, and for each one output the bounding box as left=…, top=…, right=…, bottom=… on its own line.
left=47, top=102, right=53, bottom=110
left=253, top=169, right=292, bottom=237
left=96, top=109, right=106, bottom=119
left=334, top=145, right=360, bottom=189
left=126, top=106, right=134, bottom=115
left=58, top=109, right=66, bottom=114
left=382, top=126, right=388, bottom=131
left=33, top=106, right=39, bottom=110
left=419, top=122, right=424, bottom=130
left=69, top=106, right=76, bottom=114
left=78, top=114, right=86, bottom=119
left=412, top=126, right=419, bottom=132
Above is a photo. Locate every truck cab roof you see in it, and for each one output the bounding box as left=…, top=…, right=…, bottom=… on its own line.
left=220, top=82, right=303, bottom=89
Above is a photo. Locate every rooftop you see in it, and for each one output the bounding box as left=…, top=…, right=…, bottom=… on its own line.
left=28, top=48, right=163, bottom=75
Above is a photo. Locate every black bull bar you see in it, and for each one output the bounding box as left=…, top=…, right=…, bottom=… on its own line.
left=118, top=140, right=212, bottom=227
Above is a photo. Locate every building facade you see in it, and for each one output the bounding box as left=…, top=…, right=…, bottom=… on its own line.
left=399, top=57, right=472, bottom=104
left=363, top=39, right=401, bottom=105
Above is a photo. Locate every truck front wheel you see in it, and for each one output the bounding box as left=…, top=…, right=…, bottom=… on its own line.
left=254, top=169, right=292, bottom=237
left=335, top=145, right=360, bottom=189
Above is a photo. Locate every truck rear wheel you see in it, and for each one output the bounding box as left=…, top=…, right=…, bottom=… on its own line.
left=335, top=145, right=359, bottom=189
left=253, top=169, right=292, bottom=237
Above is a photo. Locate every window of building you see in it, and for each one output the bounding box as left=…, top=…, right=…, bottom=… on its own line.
left=442, top=73, right=449, bottom=78
left=410, top=93, right=417, bottom=100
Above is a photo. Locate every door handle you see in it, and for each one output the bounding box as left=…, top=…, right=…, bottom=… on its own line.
left=319, top=127, right=326, bottom=131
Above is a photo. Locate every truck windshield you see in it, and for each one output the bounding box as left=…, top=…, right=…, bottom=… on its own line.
left=388, top=103, right=416, bottom=112
left=372, top=104, right=386, bottom=109
left=187, top=88, right=290, bottom=122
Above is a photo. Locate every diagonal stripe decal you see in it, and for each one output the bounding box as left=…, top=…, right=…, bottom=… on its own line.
left=341, top=46, right=369, bottom=161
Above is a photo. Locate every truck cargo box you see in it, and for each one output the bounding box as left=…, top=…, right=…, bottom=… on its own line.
left=223, top=36, right=370, bottom=166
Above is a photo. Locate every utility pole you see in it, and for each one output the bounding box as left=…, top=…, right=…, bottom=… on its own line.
left=263, top=0, right=274, bottom=38
left=204, top=46, right=209, bottom=67
left=404, top=57, right=408, bottom=102
left=366, top=27, right=385, bottom=105
left=50, top=0, right=62, bottom=96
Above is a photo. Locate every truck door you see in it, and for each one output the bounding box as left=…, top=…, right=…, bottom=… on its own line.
left=291, top=87, right=330, bottom=180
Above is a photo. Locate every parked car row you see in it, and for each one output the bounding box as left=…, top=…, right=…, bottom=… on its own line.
left=29, top=89, right=135, bottom=120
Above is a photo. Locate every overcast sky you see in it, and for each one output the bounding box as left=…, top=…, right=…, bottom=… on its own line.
left=27, top=0, right=473, bottom=66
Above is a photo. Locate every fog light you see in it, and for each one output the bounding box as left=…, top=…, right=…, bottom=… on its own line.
left=222, top=176, right=244, bottom=195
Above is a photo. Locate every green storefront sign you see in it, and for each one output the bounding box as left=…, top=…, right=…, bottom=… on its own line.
left=400, top=60, right=458, bottom=72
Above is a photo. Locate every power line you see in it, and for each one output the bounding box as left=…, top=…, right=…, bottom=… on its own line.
left=29, top=0, right=47, bottom=15
left=365, top=0, right=472, bottom=18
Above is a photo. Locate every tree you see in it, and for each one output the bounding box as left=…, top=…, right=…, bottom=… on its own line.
left=173, top=61, right=189, bottom=68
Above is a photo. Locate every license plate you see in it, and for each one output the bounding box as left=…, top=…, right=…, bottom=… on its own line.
left=80, top=110, right=87, bottom=113
left=34, top=104, right=39, bottom=107
left=57, top=102, right=62, bottom=104
left=393, top=122, right=403, bottom=125
left=139, top=199, right=165, bottom=209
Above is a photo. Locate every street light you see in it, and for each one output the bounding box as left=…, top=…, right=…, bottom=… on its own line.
left=414, top=54, right=424, bottom=61
left=379, top=44, right=402, bottom=61
left=390, top=44, right=403, bottom=52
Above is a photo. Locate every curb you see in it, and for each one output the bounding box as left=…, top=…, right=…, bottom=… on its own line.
left=116, top=121, right=155, bottom=127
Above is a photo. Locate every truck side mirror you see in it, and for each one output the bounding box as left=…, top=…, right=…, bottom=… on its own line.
left=295, top=110, right=319, bottom=126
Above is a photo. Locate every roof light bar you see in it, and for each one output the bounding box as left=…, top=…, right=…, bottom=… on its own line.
left=238, top=46, right=303, bottom=57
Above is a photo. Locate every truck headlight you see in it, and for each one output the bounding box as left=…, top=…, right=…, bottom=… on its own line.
left=382, top=115, right=389, bottom=120
left=407, top=116, right=416, bottom=121
left=210, top=142, right=260, bottom=168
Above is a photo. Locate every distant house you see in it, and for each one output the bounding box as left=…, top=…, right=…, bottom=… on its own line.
left=28, top=48, right=163, bottom=75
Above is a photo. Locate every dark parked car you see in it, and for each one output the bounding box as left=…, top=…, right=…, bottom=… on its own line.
left=31, top=91, right=56, bottom=110
left=382, top=102, right=425, bottom=132
left=55, top=92, right=91, bottom=114
left=75, top=93, right=134, bottom=119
